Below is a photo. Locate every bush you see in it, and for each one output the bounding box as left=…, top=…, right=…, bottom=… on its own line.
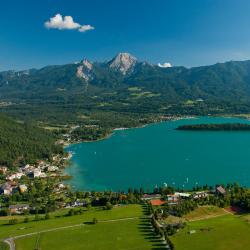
left=45, top=213, right=50, bottom=220
left=92, top=218, right=98, bottom=224
left=67, top=209, right=75, bottom=216
left=24, top=217, right=29, bottom=223
left=0, top=209, right=8, bottom=216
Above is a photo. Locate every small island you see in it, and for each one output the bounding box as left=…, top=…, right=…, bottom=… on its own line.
left=175, top=123, right=250, bottom=131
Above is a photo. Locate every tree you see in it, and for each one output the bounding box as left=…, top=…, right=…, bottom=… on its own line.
left=105, top=202, right=113, bottom=210
left=92, top=218, right=98, bottom=224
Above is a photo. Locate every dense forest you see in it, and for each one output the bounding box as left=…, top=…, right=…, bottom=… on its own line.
left=176, top=123, right=250, bottom=131
left=0, top=114, right=63, bottom=168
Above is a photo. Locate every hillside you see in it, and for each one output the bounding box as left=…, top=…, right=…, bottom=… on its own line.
left=1, top=53, right=250, bottom=124
left=0, top=114, right=63, bottom=168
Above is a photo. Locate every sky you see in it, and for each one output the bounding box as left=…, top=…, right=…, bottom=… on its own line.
left=1, top=0, right=250, bottom=70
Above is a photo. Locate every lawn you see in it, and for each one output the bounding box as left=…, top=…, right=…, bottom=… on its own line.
left=0, top=242, right=8, bottom=250
left=15, top=218, right=153, bottom=250
left=1, top=205, right=166, bottom=250
left=0, top=205, right=142, bottom=240
left=170, top=214, right=250, bottom=250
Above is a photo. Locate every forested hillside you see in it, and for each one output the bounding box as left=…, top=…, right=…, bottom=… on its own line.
left=0, top=114, right=63, bottom=168
left=2, top=53, right=250, bottom=125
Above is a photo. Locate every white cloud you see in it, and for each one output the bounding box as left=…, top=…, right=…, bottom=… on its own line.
left=79, top=25, right=95, bottom=32
left=45, top=14, right=94, bottom=32
left=158, top=62, right=172, bottom=68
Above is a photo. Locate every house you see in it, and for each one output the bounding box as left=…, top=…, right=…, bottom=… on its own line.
left=174, top=192, right=191, bottom=198
left=47, top=165, right=59, bottom=172
left=29, top=168, right=45, bottom=178
left=9, top=204, right=30, bottom=214
left=6, top=172, right=24, bottom=181
left=167, top=194, right=180, bottom=205
left=141, top=194, right=161, bottom=201
left=0, top=183, right=13, bottom=195
left=19, top=184, right=28, bottom=193
left=192, top=191, right=208, bottom=199
left=0, top=166, right=8, bottom=175
left=216, top=186, right=226, bottom=196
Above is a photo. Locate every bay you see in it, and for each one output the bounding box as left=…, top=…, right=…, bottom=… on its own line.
left=65, top=117, right=250, bottom=191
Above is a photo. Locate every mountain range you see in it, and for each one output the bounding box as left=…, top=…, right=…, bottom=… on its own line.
left=1, top=52, right=250, bottom=123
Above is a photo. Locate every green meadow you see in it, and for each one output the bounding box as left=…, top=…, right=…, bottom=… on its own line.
left=0, top=205, right=166, bottom=250
left=15, top=219, right=151, bottom=250
left=170, top=214, right=250, bottom=250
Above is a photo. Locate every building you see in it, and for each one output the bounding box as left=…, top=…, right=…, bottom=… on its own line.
left=47, top=165, right=59, bottom=172
left=29, top=168, right=45, bottom=178
left=6, top=172, right=24, bottom=181
left=19, top=184, right=28, bottom=193
left=9, top=204, right=30, bottom=214
left=216, top=186, right=226, bottom=196
left=141, top=194, right=162, bottom=201
left=174, top=192, right=191, bottom=198
left=167, top=194, right=180, bottom=205
left=0, top=166, right=8, bottom=175
left=0, top=183, right=13, bottom=195
left=192, top=191, right=208, bottom=199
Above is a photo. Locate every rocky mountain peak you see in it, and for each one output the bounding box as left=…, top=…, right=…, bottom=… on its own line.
left=81, top=59, right=93, bottom=70
left=76, top=59, right=93, bottom=81
left=109, top=52, right=137, bottom=75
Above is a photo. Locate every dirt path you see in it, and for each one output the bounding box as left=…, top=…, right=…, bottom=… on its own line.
left=4, top=238, right=15, bottom=250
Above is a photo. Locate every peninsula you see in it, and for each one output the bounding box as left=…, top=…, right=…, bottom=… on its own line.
left=175, top=123, right=250, bottom=131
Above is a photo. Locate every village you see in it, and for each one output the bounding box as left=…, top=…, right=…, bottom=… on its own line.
left=0, top=153, right=73, bottom=214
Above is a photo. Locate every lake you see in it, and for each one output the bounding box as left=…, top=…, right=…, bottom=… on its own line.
left=65, top=116, right=250, bottom=191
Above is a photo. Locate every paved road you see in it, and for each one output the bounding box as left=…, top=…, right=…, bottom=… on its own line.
left=2, top=217, right=140, bottom=250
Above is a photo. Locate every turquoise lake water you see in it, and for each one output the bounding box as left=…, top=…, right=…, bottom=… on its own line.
left=65, top=117, right=250, bottom=191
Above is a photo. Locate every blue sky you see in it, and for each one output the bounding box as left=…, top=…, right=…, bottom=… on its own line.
left=1, top=0, right=250, bottom=70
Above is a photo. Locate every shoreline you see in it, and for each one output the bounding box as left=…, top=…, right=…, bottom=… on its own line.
left=64, top=115, right=197, bottom=148
left=63, top=114, right=250, bottom=190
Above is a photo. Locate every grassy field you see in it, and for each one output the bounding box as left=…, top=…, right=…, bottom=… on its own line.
left=0, top=204, right=166, bottom=250
left=15, top=218, right=153, bottom=250
left=0, top=242, right=8, bottom=250
left=170, top=214, right=250, bottom=250
left=0, top=205, right=143, bottom=239
left=184, top=206, right=228, bottom=221
left=164, top=206, right=227, bottom=224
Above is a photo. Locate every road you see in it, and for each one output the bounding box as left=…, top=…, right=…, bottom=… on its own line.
left=4, top=237, right=15, bottom=250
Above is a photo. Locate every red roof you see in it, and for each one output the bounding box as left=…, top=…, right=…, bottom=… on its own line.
left=150, top=199, right=165, bottom=206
